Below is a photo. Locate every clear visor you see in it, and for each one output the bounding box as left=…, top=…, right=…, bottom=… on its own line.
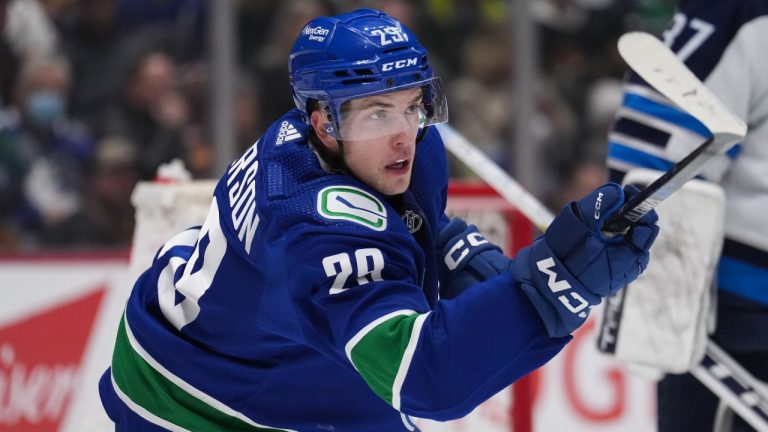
left=320, top=77, right=448, bottom=142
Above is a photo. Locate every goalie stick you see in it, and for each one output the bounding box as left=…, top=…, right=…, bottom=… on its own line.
left=435, top=123, right=552, bottom=232
left=694, top=343, right=768, bottom=431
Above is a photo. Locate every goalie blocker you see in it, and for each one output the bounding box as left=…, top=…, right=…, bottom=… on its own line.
left=597, top=168, right=725, bottom=376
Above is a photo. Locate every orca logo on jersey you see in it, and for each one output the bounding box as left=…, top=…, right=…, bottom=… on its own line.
left=317, top=186, right=387, bottom=231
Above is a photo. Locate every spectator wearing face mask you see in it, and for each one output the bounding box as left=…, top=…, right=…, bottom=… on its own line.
left=0, top=55, right=94, bottom=248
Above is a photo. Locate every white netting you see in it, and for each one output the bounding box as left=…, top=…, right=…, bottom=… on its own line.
left=128, top=179, right=217, bottom=281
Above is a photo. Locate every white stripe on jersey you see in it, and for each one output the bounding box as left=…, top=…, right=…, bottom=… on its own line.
left=392, top=312, right=429, bottom=410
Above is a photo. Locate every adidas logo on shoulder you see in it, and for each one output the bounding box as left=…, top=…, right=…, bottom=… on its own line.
left=275, top=120, right=302, bottom=146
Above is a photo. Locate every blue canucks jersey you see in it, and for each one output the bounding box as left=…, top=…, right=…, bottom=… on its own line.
left=607, top=0, right=768, bottom=308
left=99, top=109, right=568, bottom=431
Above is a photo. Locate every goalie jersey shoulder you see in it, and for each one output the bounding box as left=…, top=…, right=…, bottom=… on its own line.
left=628, top=0, right=768, bottom=84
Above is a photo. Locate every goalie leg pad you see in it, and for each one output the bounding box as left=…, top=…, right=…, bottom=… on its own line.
left=598, top=168, right=725, bottom=375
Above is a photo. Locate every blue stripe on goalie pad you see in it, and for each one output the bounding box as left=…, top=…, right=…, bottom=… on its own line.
left=719, top=257, right=768, bottom=306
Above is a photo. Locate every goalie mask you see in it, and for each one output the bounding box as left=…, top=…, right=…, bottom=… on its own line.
left=288, top=8, right=448, bottom=142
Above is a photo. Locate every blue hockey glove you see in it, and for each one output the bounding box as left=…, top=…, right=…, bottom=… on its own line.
left=437, top=218, right=512, bottom=299
left=514, top=183, right=659, bottom=337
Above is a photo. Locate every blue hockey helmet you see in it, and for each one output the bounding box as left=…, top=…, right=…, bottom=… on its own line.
left=288, top=8, right=448, bottom=141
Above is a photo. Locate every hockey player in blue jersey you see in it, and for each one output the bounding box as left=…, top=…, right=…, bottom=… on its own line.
left=606, top=1, right=768, bottom=430
left=99, top=8, right=659, bottom=431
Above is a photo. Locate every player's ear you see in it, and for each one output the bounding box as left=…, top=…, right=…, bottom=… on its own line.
left=310, top=110, right=339, bottom=154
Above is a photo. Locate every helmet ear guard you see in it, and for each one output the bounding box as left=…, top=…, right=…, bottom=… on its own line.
left=314, top=103, right=335, bottom=136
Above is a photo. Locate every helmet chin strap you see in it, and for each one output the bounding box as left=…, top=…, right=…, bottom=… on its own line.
left=308, top=129, right=349, bottom=174
left=317, top=110, right=360, bottom=179
left=416, top=126, right=429, bottom=143
left=336, top=139, right=349, bottom=171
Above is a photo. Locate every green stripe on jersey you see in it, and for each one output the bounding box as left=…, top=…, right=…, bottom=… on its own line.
left=111, top=314, right=288, bottom=431
left=349, top=312, right=426, bottom=407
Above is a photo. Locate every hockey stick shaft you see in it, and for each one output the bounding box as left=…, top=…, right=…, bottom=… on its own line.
left=435, top=123, right=555, bottom=231
left=438, top=123, right=768, bottom=430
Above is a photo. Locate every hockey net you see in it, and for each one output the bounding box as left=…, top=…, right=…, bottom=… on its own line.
left=129, top=178, right=535, bottom=432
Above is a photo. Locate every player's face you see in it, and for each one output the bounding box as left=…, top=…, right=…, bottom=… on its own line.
left=339, top=87, right=422, bottom=196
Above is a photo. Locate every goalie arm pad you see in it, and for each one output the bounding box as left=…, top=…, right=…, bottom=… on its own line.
left=436, top=218, right=513, bottom=299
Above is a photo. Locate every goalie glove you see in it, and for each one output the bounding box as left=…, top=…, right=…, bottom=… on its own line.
left=436, top=218, right=512, bottom=299
left=514, top=183, right=660, bottom=337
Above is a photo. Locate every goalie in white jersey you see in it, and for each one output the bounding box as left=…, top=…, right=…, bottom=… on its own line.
left=98, top=8, right=659, bottom=431
left=606, top=1, right=768, bottom=430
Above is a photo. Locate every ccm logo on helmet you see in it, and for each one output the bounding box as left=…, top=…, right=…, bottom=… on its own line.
left=382, top=57, right=418, bottom=72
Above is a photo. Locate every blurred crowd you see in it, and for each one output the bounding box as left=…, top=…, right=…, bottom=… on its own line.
left=0, top=0, right=673, bottom=251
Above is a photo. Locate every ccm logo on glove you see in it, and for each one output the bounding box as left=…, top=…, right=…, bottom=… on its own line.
left=594, top=192, right=603, bottom=219
left=514, top=183, right=659, bottom=337
left=436, top=219, right=513, bottom=299
left=536, top=257, right=589, bottom=316
left=445, top=232, right=489, bottom=270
